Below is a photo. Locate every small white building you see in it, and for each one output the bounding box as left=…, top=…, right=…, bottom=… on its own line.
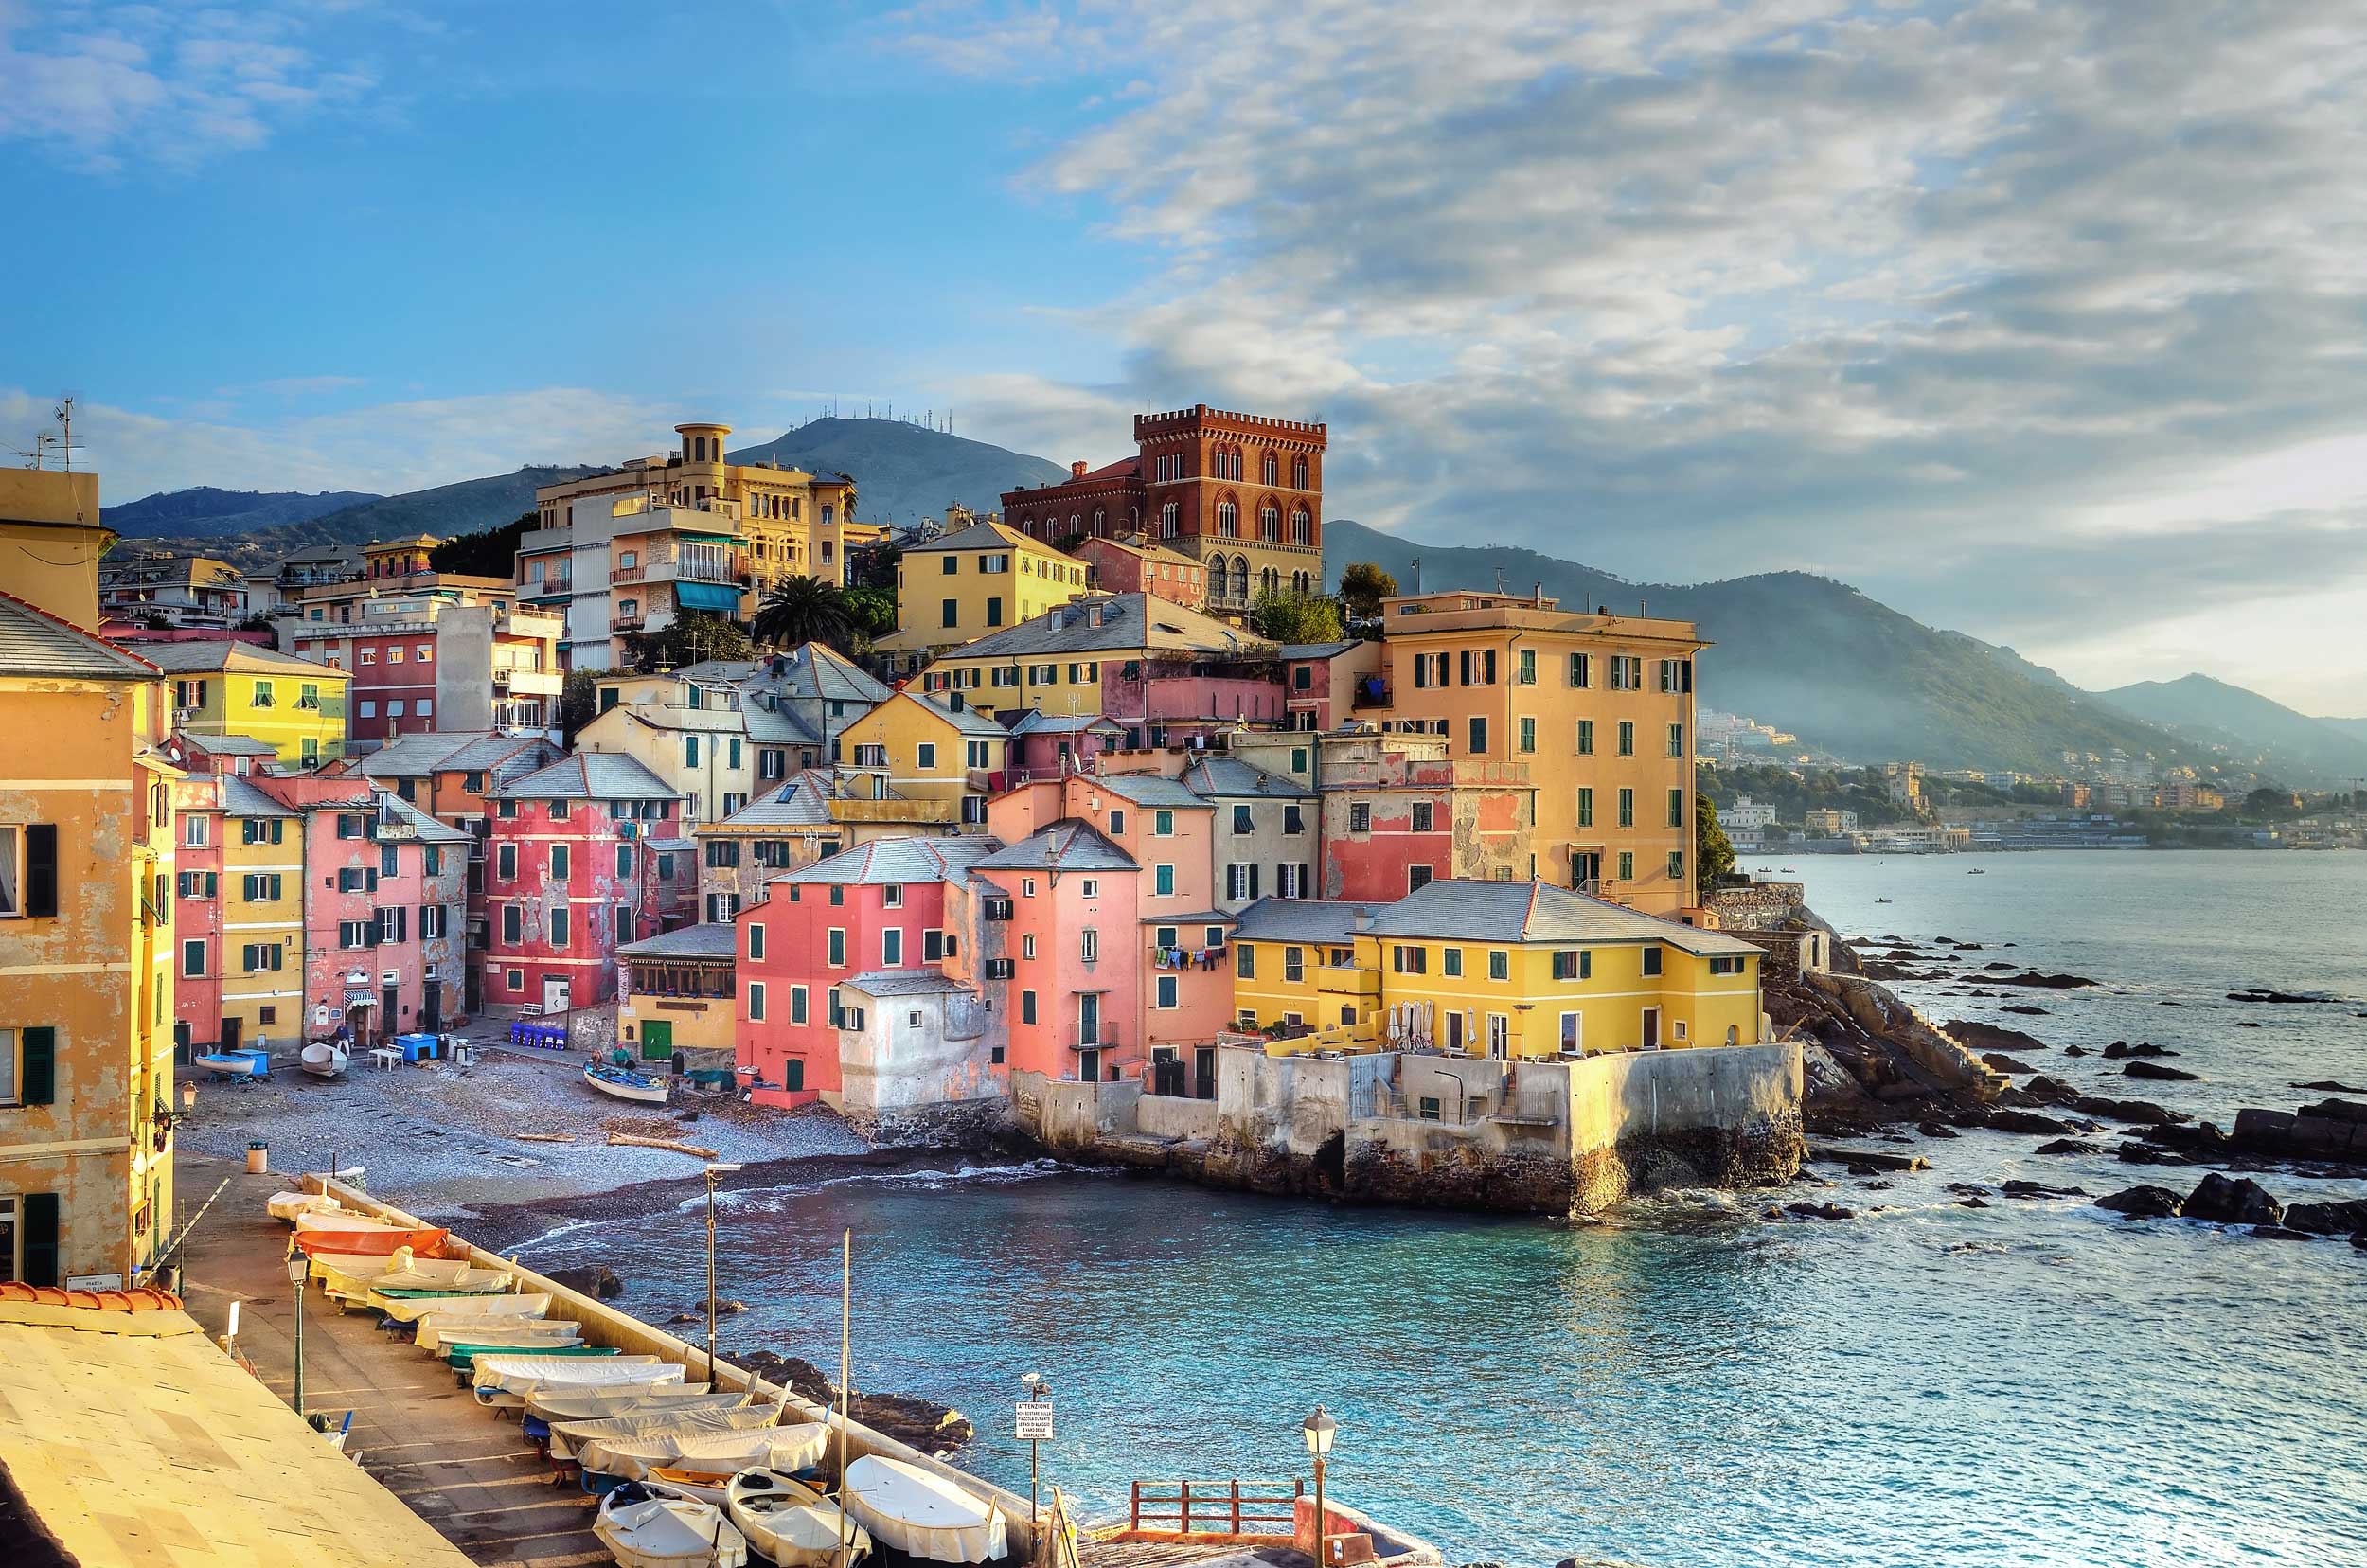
left=833, top=967, right=1006, bottom=1135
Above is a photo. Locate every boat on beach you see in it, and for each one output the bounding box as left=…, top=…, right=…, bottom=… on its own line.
left=577, top=1421, right=833, bottom=1491
left=300, top=1038, right=350, bottom=1078
left=585, top=1061, right=669, bottom=1104
left=727, top=1469, right=874, bottom=1568
left=544, top=1400, right=774, bottom=1465
left=195, top=1048, right=269, bottom=1081
left=594, top=1480, right=748, bottom=1568
left=266, top=1189, right=340, bottom=1223
left=473, top=1353, right=680, bottom=1407
left=526, top=1385, right=726, bottom=1423
left=840, top=1453, right=1010, bottom=1563
left=294, top=1224, right=451, bottom=1258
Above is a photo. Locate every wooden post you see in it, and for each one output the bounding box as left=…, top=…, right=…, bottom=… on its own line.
left=1230, top=1479, right=1242, bottom=1534
left=1180, top=1479, right=1191, bottom=1534
left=1130, top=1480, right=1141, bottom=1532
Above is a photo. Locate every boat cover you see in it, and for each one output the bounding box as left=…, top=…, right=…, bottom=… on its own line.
left=841, top=1454, right=1009, bottom=1563
left=377, top=1290, right=552, bottom=1324
left=580, top=1421, right=832, bottom=1483
left=473, top=1354, right=675, bottom=1403
left=294, top=1225, right=449, bottom=1257
left=594, top=1490, right=748, bottom=1568
left=525, top=1385, right=723, bottom=1422
left=266, top=1190, right=339, bottom=1222
left=727, top=1470, right=874, bottom=1568
left=547, top=1403, right=775, bottom=1464
left=416, top=1317, right=580, bottom=1354
left=376, top=1259, right=510, bottom=1292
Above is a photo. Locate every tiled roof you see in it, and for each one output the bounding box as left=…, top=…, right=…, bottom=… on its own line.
left=1360, top=880, right=1762, bottom=953
left=775, top=835, right=998, bottom=886
left=1090, top=772, right=1207, bottom=809
left=1184, top=755, right=1309, bottom=799
left=139, top=639, right=346, bottom=678
left=494, top=751, right=679, bottom=801
left=904, top=519, right=1055, bottom=556
left=973, top=818, right=1136, bottom=872
left=617, top=923, right=738, bottom=959
left=932, top=593, right=1272, bottom=662
left=1231, top=899, right=1382, bottom=944
left=0, top=591, right=160, bottom=680
left=842, top=967, right=968, bottom=997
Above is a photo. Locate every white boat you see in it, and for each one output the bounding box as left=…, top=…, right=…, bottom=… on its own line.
left=727, top=1470, right=874, bottom=1568
left=417, top=1318, right=581, bottom=1355
left=300, top=1039, right=350, bottom=1078
left=266, top=1190, right=340, bottom=1223
left=546, top=1401, right=774, bottom=1464
left=840, top=1454, right=1008, bottom=1563
left=474, top=1353, right=677, bottom=1407
left=372, top=1287, right=548, bottom=1322
left=585, top=1062, right=669, bottom=1104
left=594, top=1481, right=747, bottom=1568
left=527, top=1385, right=723, bottom=1423
left=578, top=1422, right=832, bottom=1486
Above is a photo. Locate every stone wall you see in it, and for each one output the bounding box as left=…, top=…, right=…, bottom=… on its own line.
left=1137, top=1093, right=1221, bottom=1143
left=1705, top=880, right=1806, bottom=931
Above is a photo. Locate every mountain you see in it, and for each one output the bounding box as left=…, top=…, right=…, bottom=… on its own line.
left=104, top=486, right=382, bottom=538
left=1323, top=520, right=2208, bottom=776
left=234, top=466, right=610, bottom=551
left=2096, top=675, right=2367, bottom=786
left=727, top=417, right=1069, bottom=526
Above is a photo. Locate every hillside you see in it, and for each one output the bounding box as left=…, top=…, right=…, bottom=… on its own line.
left=105, top=486, right=382, bottom=538
left=2097, top=674, right=2367, bottom=785
left=1323, top=520, right=2201, bottom=776
left=727, top=418, right=1068, bottom=526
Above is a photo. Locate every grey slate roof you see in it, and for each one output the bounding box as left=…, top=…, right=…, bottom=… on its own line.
left=1183, top=756, right=1310, bottom=799
left=934, top=593, right=1272, bottom=662
left=904, top=690, right=1012, bottom=738
left=618, top=923, right=739, bottom=960
left=219, top=775, right=296, bottom=817
left=0, top=593, right=160, bottom=680
left=1090, top=773, right=1207, bottom=810
left=716, top=769, right=915, bottom=829
left=1003, top=711, right=1121, bottom=737
left=1231, top=899, right=1383, bottom=945
left=739, top=644, right=893, bottom=706
left=842, top=967, right=967, bottom=997
left=1360, top=880, right=1761, bottom=954
left=973, top=818, right=1136, bottom=873
left=358, top=730, right=505, bottom=778
left=375, top=792, right=473, bottom=843
left=139, top=639, right=342, bottom=677
left=1279, top=641, right=1361, bottom=660
left=495, top=751, right=679, bottom=801
left=775, top=836, right=998, bottom=886
left=183, top=733, right=278, bottom=757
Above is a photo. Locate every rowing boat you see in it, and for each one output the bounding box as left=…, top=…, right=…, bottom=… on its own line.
left=594, top=1481, right=748, bottom=1568
left=727, top=1469, right=874, bottom=1568
left=584, top=1061, right=669, bottom=1104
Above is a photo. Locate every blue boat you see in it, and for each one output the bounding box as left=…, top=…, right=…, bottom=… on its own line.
left=195, top=1048, right=270, bottom=1082
left=583, top=1062, right=668, bottom=1105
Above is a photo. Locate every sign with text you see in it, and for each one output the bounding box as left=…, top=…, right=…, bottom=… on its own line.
left=1015, top=1401, right=1054, bottom=1441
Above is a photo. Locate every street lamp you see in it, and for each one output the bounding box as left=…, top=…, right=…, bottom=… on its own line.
left=284, top=1251, right=310, bottom=1417
left=1303, top=1405, right=1338, bottom=1565
left=703, top=1163, right=742, bottom=1376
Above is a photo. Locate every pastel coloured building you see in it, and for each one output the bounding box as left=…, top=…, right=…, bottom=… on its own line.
left=146, top=639, right=351, bottom=768
left=874, top=519, right=1090, bottom=674
left=616, top=923, right=738, bottom=1068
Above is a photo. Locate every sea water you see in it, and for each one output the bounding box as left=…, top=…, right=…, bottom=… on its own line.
left=517, top=851, right=2367, bottom=1565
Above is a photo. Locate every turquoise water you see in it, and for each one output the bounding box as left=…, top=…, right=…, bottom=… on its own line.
left=517, top=852, right=2367, bottom=1565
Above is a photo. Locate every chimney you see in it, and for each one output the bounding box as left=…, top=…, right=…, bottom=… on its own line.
left=1350, top=906, right=1374, bottom=931
left=1411, top=557, right=1423, bottom=594
left=1071, top=460, right=1089, bottom=479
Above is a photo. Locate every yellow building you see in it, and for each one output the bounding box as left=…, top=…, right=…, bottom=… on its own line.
left=0, top=468, right=180, bottom=1288
left=914, top=592, right=1277, bottom=731
left=616, top=924, right=737, bottom=1064
left=218, top=777, right=305, bottom=1045
left=874, top=520, right=1089, bottom=674
left=1232, top=880, right=1762, bottom=1060
left=829, top=689, right=1015, bottom=829
left=145, top=640, right=350, bottom=767
left=1370, top=590, right=1704, bottom=915
left=694, top=769, right=957, bottom=921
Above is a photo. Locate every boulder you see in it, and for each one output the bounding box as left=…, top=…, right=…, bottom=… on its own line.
left=2034, top=1138, right=2103, bottom=1156
left=1993, top=971, right=2099, bottom=989
left=2236, top=1020, right=2262, bottom=1028
left=2062, top=1044, right=2090, bottom=1057
left=1948, top=1020, right=2051, bottom=1054
left=2001, top=1179, right=2086, bottom=1198
left=546, top=1264, right=625, bottom=1300
left=2292, top=1080, right=2367, bottom=1095
left=2022, top=1075, right=2082, bottom=1107
left=2095, top=1185, right=2183, bottom=1219
left=1982, top=1052, right=2043, bottom=1075
left=2180, top=1173, right=2284, bottom=1227
left=2001, top=1003, right=2050, bottom=1014
left=2116, top=1141, right=2195, bottom=1166
left=2124, top=1060, right=2200, bottom=1082
left=2226, top=989, right=2340, bottom=1005
left=2282, top=1198, right=2367, bottom=1237
left=1784, top=1202, right=1857, bottom=1221
left=1916, top=1120, right=1961, bottom=1139
left=2103, top=1041, right=2176, bottom=1059
left=1985, top=1109, right=2073, bottom=1135
left=1953, top=1195, right=1991, bottom=1208
left=2072, top=1095, right=2189, bottom=1126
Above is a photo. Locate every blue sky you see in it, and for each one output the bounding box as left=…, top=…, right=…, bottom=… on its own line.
left=5, top=1, right=2366, bottom=714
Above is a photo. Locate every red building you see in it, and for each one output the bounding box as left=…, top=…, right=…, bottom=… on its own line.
left=1069, top=535, right=1209, bottom=609
left=482, top=753, right=696, bottom=1012
left=734, top=837, right=997, bottom=1107
left=1001, top=404, right=1326, bottom=615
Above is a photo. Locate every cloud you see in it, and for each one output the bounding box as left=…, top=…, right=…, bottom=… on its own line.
left=909, top=0, right=2367, bottom=710
left=0, top=2, right=373, bottom=168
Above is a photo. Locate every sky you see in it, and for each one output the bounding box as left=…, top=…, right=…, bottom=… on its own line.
left=3, top=0, right=2364, bottom=715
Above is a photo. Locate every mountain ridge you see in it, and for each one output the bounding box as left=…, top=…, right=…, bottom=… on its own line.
left=103, top=485, right=383, bottom=538
left=2094, top=673, right=2367, bottom=786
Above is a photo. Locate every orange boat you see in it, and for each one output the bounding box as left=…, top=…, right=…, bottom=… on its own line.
left=294, top=1226, right=451, bottom=1257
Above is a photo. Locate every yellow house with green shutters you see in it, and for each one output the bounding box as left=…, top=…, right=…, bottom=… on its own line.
left=615, top=924, right=738, bottom=1064
left=1231, top=879, right=1764, bottom=1059
left=146, top=640, right=350, bottom=767
left=829, top=689, right=1014, bottom=829
left=873, top=520, right=1089, bottom=674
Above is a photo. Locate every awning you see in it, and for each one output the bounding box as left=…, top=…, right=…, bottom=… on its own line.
left=673, top=581, right=742, bottom=613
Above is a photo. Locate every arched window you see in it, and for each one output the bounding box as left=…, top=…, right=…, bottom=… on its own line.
left=1217, top=499, right=1238, bottom=538
left=1292, top=455, right=1308, bottom=489
left=1292, top=570, right=1312, bottom=595
left=1206, top=550, right=1230, bottom=596
left=1291, top=507, right=1312, bottom=547
left=1230, top=555, right=1250, bottom=602
left=1258, top=502, right=1280, bottom=541
left=1162, top=501, right=1180, bottom=538
left=1092, top=508, right=1105, bottom=535
left=1261, top=452, right=1279, bottom=485
left=1260, top=566, right=1280, bottom=597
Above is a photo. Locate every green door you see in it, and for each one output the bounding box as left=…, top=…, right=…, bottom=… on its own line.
left=640, top=1020, right=673, bottom=1061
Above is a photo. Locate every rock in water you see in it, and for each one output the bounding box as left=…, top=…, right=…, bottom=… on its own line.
left=1783, top=1202, right=1857, bottom=1221
left=2034, top=1138, right=2102, bottom=1156
left=1981, top=1051, right=2043, bottom=1075
left=2073, top=1095, right=2190, bottom=1126
left=547, top=1264, right=625, bottom=1300
left=2180, top=1173, right=2284, bottom=1227
left=2095, top=1185, right=2183, bottom=1218
left=2283, top=1199, right=2367, bottom=1236
left=2104, top=1041, right=2177, bottom=1059
left=1986, top=1109, right=2073, bottom=1135
left=2001, top=1180, right=2087, bottom=1199
left=2291, top=1080, right=2367, bottom=1095
left=1993, top=971, right=2099, bottom=989
left=2124, top=1060, right=2201, bottom=1082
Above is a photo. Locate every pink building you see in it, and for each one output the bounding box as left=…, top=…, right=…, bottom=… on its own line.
left=1070, top=535, right=1209, bottom=608
left=1003, top=712, right=1124, bottom=778
left=734, top=838, right=996, bottom=1108
left=1279, top=640, right=1383, bottom=732
left=482, top=753, right=695, bottom=1013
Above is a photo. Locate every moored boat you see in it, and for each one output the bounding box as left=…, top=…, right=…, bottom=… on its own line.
left=585, top=1061, right=670, bottom=1104
left=526, top=1385, right=726, bottom=1423
left=594, top=1481, right=748, bottom=1568
left=727, top=1469, right=873, bottom=1568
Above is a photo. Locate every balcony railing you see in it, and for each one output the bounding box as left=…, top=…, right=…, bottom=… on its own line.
left=611, top=612, right=644, bottom=632
left=1351, top=678, right=1390, bottom=709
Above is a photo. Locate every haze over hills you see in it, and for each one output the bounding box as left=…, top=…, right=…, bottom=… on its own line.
left=2096, top=674, right=2367, bottom=788
left=1321, top=520, right=2347, bottom=787
left=101, top=486, right=382, bottom=538
left=726, top=417, right=1069, bottom=526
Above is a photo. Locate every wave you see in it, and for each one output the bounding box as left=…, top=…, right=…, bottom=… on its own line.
left=672, top=1155, right=1100, bottom=1215
left=501, top=1212, right=604, bottom=1257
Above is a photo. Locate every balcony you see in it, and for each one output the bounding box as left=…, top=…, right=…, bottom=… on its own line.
left=492, top=667, right=563, bottom=696
left=1070, top=1023, right=1121, bottom=1053
left=612, top=612, right=644, bottom=632
left=1351, top=678, right=1390, bottom=710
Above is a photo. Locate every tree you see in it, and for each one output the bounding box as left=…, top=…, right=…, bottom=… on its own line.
left=559, top=668, right=601, bottom=739
left=1337, top=561, right=1398, bottom=623
left=844, top=585, right=898, bottom=642
left=1696, top=792, right=1737, bottom=886
left=430, top=512, right=537, bottom=578
left=1248, top=589, right=1344, bottom=645
left=751, top=577, right=858, bottom=653
left=623, top=612, right=754, bottom=671
left=848, top=542, right=901, bottom=593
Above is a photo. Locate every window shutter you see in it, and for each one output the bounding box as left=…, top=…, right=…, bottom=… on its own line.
left=25, top=824, right=58, bottom=917
left=22, top=1025, right=57, bottom=1104
left=21, top=1192, right=61, bottom=1286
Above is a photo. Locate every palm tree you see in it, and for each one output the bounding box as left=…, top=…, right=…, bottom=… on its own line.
left=752, top=576, right=859, bottom=653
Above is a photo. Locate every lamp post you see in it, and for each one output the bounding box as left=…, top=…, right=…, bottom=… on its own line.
left=285, top=1250, right=310, bottom=1417
left=1302, top=1405, right=1337, bottom=1565
left=703, top=1163, right=742, bottom=1377
left=1020, top=1371, right=1050, bottom=1530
